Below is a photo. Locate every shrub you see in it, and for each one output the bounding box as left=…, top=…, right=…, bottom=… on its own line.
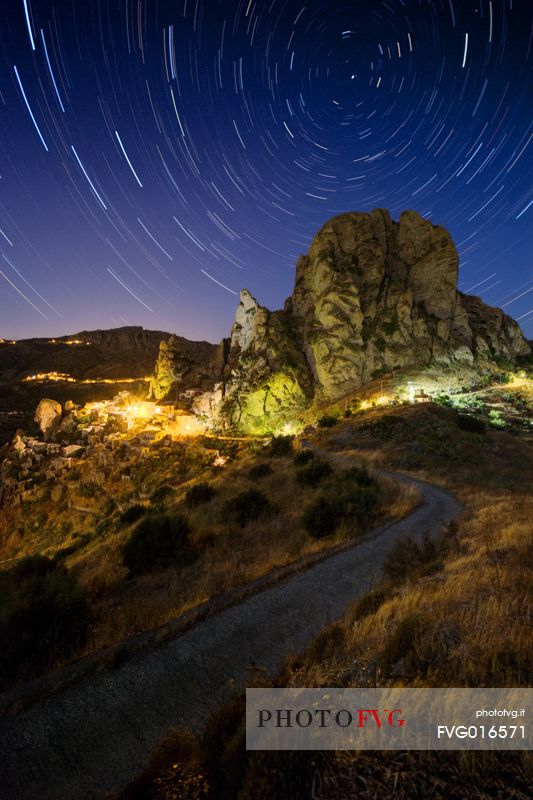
left=488, top=409, right=506, bottom=428
left=378, top=614, right=426, bottom=675
left=0, top=555, right=87, bottom=689
left=53, top=533, right=91, bottom=561
left=248, top=463, right=273, bottom=480
left=200, top=694, right=247, bottom=800
left=95, top=517, right=112, bottom=536
left=295, top=459, right=333, bottom=487
left=456, top=414, right=486, bottom=434
left=222, top=489, right=271, bottom=527
left=120, top=503, right=146, bottom=525
left=368, top=415, right=404, bottom=440
left=268, top=435, right=293, bottom=456
left=115, top=729, right=203, bottom=800
left=352, top=588, right=388, bottom=621
left=335, top=466, right=374, bottom=488
left=185, top=482, right=216, bottom=508
left=301, top=467, right=379, bottom=539
left=317, top=415, right=338, bottom=428
left=293, top=449, right=314, bottom=466
left=302, top=497, right=342, bottom=539
left=150, top=484, right=174, bottom=504
left=304, top=624, right=345, bottom=664
left=382, top=535, right=442, bottom=583
left=123, top=513, right=196, bottom=575
left=323, top=468, right=379, bottom=524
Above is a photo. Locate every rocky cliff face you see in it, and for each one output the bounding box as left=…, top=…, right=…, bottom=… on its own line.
left=289, top=209, right=529, bottom=398
left=154, top=209, right=530, bottom=431
left=212, top=290, right=313, bottom=432
left=149, top=334, right=219, bottom=400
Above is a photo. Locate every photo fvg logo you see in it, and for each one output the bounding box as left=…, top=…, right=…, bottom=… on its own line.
left=258, top=708, right=405, bottom=729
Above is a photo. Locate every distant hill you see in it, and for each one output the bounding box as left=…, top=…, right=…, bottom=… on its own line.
left=0, top=326, right=219, bottom=445
left=0, top=326, right=216, bottom=382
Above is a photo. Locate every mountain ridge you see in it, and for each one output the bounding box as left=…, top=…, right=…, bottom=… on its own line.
left=0, top=326, right=217, bottom=382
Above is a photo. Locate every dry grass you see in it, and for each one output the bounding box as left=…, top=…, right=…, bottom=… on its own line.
left=112, top=403, right=532, bottom=800
left=284, top=405, right=532, bottom=687
left=0, top=440, right=418, bottom=670
left=76, top=452, right=419, bottom=655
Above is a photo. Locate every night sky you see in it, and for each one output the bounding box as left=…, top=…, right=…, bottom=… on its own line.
left=0, top=0, right=531, bottom=343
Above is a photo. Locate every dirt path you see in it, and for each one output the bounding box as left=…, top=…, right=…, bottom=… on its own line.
left=0, top=472, right=460, bottom=800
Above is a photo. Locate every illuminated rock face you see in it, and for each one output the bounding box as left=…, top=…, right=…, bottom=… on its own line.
left=220, top=290, right=312, bottom=432
left=34, top=398, right=62, bottom=438
left=154, top=209, right=530, bottom=432
left=290, top=209, right=530, bottom=399
left=150, top=334, right=220, bottom=401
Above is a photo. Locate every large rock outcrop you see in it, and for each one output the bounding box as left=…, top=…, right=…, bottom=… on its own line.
left=155, top=209, right=530, bottom=431
left=149, top=335, right=221, bottom=401
left=289, top=209, right=529, bottom=397
left=213, top=290, right=312, bottom=432
left=34, top=398, right=62, bottom=438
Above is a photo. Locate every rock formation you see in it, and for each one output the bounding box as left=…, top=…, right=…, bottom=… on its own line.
left=34, top=398, right=62, bottom=438
left=149, top=334, right=221, bottom=401
left=154, top=209, right=530, bottom=432
left=288, top=209, right=529, bottom=397
left=212, top=289, right=313, bottom=433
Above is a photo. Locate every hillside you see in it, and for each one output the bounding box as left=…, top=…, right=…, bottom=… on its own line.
left=116, top=399, right=533, bottom=800
left=0, top=326, right=216, bottom=382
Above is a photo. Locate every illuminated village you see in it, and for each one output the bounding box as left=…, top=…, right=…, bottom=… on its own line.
left=2, top=363, right=531, bottom=514
left=0, top=390, right=215, bottom=510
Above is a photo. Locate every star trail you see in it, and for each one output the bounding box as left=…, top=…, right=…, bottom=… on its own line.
left=0, top=0, right=531, bottom=341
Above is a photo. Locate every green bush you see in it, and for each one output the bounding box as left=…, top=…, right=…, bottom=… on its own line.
left=248, top=463, right=273, bottom=480
left=120, top=503, right=146, bottom=525
left=123, top=513, right=197, bottom=575
left=456, top=414, right=486, bottom=434
left=317, top=415, right=338, bottom=428
left=268, top=435, right=293, bottom=456
left=295, top=459, right=333, bottom=487
left=302, top=496, right=343, bottom=539
left=53, top=533, right=91, bottom=561
left=323, top=468, right=379, bottom=522
left=222, top=489, right=271, bottom=527
left=293, top=449, right=314, bottom=466
left=488, top=409, right=506, bottom=428
left=304, top=624, right=345, bottom=664
left=185, top=482, right=216, bottom=508
left=95, top=517, right=112, bottom=536
left=0, top=555, right=87, bottom=689
left=301, top=467, right=379, bottom=539
left=335, top=466, right=375, bottom=488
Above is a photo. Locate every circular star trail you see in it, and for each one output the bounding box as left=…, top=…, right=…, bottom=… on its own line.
left=0, top=0, right=531, bottom=341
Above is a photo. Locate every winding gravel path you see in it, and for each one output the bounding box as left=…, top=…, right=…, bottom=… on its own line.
left=0, top=471, right=460, bottom=800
